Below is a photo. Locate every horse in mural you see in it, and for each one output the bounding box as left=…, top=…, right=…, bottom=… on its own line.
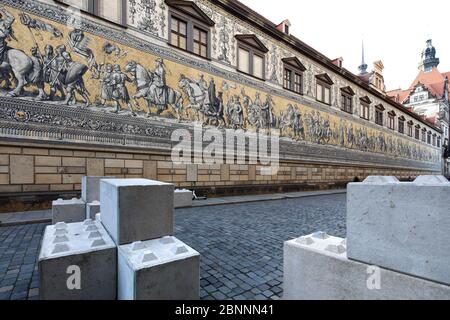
left=124, top=61, right=184, bottom=121
left=178, top=74, right=210, bottom=123
left=0, top=47, right=47, bottom=100
left=240, top=89, right=279, bottom=133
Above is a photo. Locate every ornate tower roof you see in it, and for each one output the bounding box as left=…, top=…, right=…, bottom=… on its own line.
left=419, top=39, right=440, bottom=72
left=358, top=41, right=368, bottom=75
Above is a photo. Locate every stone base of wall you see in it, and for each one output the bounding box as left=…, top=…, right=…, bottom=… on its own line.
left=0, top=142, right=437, bottom=213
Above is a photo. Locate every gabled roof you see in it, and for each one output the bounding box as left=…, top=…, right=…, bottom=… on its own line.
left=282, top=57, right=306, bottom=71
left=340, top=86, right=355, bottom=96
left=360, top=96, right=372, bottom=104
left=235, top=34, right=269, bottom=53
left=165, top=0, right=216, bottom=26
left=315, top=73, right=334, bottom=85
left=387, top=67, right=450, bottom=105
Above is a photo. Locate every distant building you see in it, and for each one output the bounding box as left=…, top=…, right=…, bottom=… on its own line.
left=387, top=40, right=449, bottom=173
left=356, top=43, right=386, bottom=94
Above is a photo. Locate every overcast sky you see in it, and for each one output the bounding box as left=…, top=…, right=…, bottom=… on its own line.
left=240, top=0, right=450, bottom=91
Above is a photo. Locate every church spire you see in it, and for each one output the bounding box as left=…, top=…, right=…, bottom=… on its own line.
left=358, top=40, right=368, bottom=75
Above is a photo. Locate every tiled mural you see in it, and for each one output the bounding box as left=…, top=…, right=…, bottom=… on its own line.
left=0, top=1, right=441, bottom=165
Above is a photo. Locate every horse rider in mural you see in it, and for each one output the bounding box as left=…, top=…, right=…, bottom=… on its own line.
left=110, top=64, right=136, bottom=116
left=0, top=6, right=15, bottom=65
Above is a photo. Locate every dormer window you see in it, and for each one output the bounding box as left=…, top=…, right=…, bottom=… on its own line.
left=236, top=35, right=269, bottom=80
left=340, top=87, right=355, bottom=114
left=166, top=0, right=215, bottom=59
left=315, top=73, right=334, bottom=105
left=283, top=57, right=306, bottom=95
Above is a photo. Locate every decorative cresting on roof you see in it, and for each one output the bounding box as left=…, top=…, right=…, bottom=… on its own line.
left=315, top=73, right=334, bottom=85
left=165, top=0, right=216, bottom=26
left=282, top=57, right=306, bottom=71
left=235, top=34, right=269, bottom=53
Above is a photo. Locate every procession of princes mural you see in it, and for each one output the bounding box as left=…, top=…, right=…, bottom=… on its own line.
left=0, top=6, right=438, bottom=163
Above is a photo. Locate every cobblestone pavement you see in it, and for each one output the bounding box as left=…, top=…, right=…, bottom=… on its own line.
left=0, top=194, right=346, bottom=300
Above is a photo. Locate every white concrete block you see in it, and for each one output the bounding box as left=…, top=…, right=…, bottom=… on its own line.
left=100, top=179, right=174, bottom=245
left=118, top=236, right=200, bottom=300
left=347, top=175, right=450, bottom=285
left=52, top=198, right=86, bottom=224
left=86, top=201, right=101, bottom=220
left=81, top=176, right=115, bottom=203
left=39, top=220, right=117, bottom=300
left=284, top=233, right=450, bottom=300
left=174, top=189, right=193, bottom=208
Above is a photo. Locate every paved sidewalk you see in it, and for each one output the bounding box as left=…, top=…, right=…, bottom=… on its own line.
left=0, top=193, right=347, bottom=300
left=0, top=189, right=345, bottom=226
left=192, top=189, right=345, bottom=207
left=0, top=211, right=52, bottom=227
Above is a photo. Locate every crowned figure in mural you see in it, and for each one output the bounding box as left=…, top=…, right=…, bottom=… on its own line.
left=259, top=94, right=279, bottom=133
left=227, top=95, right=244, bottom=130
left=149, top=58, right=168, bottom=113
left=203, top=78, right=226, bottom=127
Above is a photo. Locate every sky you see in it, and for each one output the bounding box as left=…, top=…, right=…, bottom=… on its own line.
left=239, top=0, right=450, bottom=91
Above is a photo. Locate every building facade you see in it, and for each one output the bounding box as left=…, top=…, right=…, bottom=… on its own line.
left=388, top=40, right=449, bottom=173
left=0, top=0, right=442, bottom=209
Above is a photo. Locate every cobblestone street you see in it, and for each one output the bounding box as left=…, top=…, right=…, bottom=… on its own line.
left=0, top=194, right=346, bottom=300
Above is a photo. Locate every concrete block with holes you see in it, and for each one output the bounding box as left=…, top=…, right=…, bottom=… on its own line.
left=174, top=189, right=193, bottom=208
left=100, top=179, right=174, bottom=245
left=118, top=236, right=200, bottom=300
left=52, top=198, right=86, bottom=224
left=86, top=201, right=101, bottom=220
left=347, top=175, right=450, bottom=285
left=81, top=176, right=115, bottom=203
left=283, top=232, right=450, bottom=300
left=38, top=219, right=117, bottom=300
